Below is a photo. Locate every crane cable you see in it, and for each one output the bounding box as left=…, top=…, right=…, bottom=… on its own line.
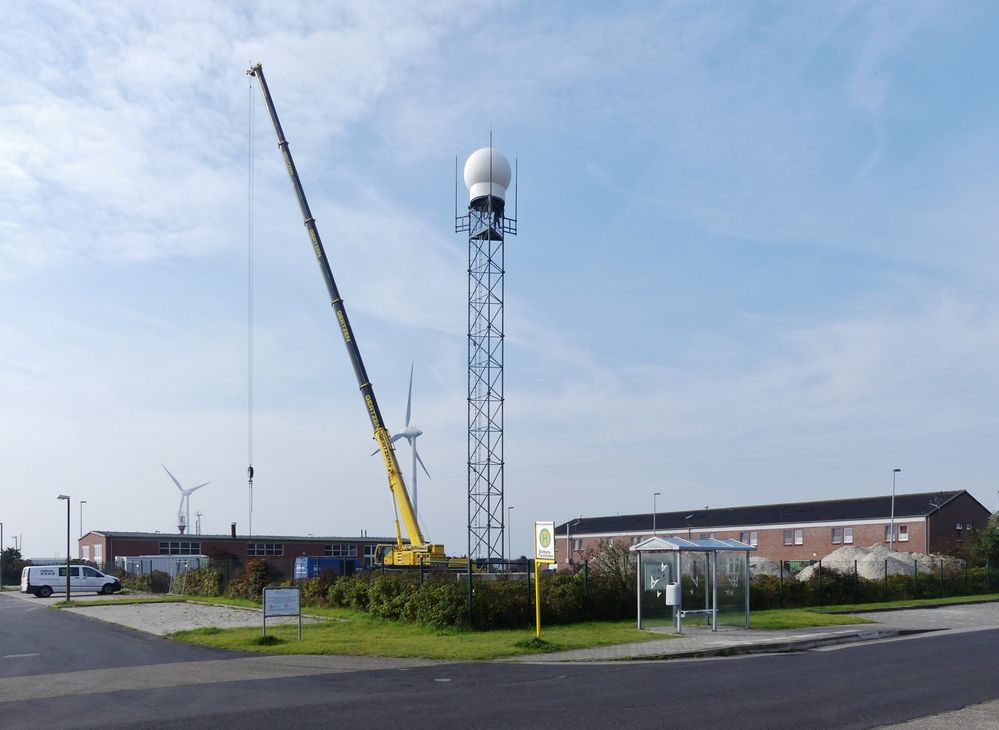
left=247, top=70, right=255, bottom=538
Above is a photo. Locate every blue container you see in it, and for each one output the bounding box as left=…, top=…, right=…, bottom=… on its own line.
left=294, top=556, right=359, bottom=579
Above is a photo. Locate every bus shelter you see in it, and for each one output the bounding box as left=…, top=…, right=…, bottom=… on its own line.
left=630, top=537, right=755, bottom=633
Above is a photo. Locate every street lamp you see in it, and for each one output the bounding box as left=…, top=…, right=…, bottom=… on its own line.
left=653, top=492, right=661, bottom=536
left=1, top=521, right=4, bottom=589
left=889, top=468, right=901, bottom=551
left=506, top=506, right=514, bottom=565
left=57, top=495, right=70, bottom=601
left=79, top=500, right=87, bottom=539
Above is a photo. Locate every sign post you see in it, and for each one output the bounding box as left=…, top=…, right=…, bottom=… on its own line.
left=534, top=521, right=556, bottom=638
left=263, top=586, right=302, bottom=639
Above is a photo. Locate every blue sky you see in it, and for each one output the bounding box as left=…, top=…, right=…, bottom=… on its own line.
left=3, top=1, right=999, bottom=559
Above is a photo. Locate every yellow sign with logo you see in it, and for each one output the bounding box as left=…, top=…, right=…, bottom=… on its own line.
left=535, top=521, right=555, bottom=562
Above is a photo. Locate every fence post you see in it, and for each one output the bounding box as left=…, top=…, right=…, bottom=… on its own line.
left=818, top=560, right=823, bottom=606
left=853, top=559, right=859, bottom=604
left=779, top=560, right=784, bottom=609
left=964, top=560, right=969, bottom=594
left=912, top=560, right=917, bottom=599
left=466, top=558, right=473, bottom=628
left=419, top=561, right=424, bottom=585
left=884, top=559, right=888, bottom=602
left=939, top=561, right=944, bottom=598
left=527, top=560, right=533, bottom=624
left=988, top=561, right=992, bottom=592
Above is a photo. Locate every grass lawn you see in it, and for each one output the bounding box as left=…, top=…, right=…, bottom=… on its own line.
left=749, top=609, right=874, bottom=630
left=169, top=612, right=659, bottom=661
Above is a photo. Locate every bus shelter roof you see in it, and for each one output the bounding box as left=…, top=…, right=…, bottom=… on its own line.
left=629, top=536, right=756, bottom=553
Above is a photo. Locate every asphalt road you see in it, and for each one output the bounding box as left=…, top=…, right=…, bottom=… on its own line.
left=0, top=591, right=242, bottom=677
left=4, top=592, right=999, bottom=729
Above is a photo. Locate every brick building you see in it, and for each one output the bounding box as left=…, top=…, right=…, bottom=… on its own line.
left=79, top=529, right=400, bottom=577
left=555, top=490, right=990, bottom=569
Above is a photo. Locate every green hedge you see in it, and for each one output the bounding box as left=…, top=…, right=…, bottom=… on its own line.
left=170, top=567, right=223, bottom=596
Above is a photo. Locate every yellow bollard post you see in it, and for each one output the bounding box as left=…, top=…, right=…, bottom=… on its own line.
left=535, top=559, right=542, bottom=638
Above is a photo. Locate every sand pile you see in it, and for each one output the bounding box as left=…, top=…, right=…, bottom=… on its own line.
left=795, top=544, right=964, bottom=581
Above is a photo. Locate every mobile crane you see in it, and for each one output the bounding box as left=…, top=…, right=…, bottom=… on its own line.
left=247, top=63, right=459, bottom=567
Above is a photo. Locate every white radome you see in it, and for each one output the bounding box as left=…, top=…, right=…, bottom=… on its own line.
left=463, top=147, right=512, bottom=203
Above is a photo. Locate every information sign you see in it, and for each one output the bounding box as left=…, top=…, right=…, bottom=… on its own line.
left=534, top=521, right=555, bottom=562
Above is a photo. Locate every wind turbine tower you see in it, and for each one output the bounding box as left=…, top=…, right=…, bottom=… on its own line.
left=456, top=145, right=516, bottom=563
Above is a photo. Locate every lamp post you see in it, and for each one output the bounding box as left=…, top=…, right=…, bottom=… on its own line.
left=57, top=495, right=70, bottom=601
left=889, top=468, right=901, bottom=551
left=653, top=492, right=661, bottom=536
left=1, top=521, right=4, bottom=589
left=79, top=500, right=87, bottom=540
left=506, top=506, right=514, bottom=564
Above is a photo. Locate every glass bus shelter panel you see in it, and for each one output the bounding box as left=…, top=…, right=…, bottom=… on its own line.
left=640, top=552, right=677, bottom=628
left=717, top=550, right=748, bottom=627
left=679, top=552, right=711, bottom=630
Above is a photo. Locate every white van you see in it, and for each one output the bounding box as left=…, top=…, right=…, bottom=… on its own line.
left=20, top=565, right=122, bottom=597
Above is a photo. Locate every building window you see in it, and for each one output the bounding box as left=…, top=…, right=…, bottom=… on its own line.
left=363, top=545, right=377, bottom=567
left=793, top=529, right=803, bottom=545
left=832, top=528, right=843, bottom=545
left=631, top=536, right=642, bottom=545
left=844, top=527, right=854, bottom=544
left=572, top=539, right=582, bottom=551
left=898, top=525, right=909, bottom=542
left=956, top=523, right=964, bottom=542
left=82, top=545, right=90, bottom=561
left=94, top=544, right=102, bottom=561
left=324, top=544, right=357, bottom=558
left=159, top=541, right=201, bottom=555
left=783, top=530, right=793, bottom=546
left=738, top=531, right=758, bottom=547
left=247, top=543, right=284, bottom=556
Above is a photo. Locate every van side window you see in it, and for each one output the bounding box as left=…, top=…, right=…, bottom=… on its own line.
left=58, top=567, right=80, bottom=577
left=83, top=567, right=100, bottom=577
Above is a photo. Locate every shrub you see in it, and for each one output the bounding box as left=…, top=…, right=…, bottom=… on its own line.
left=225, top=559, right=268, bottom=600
left=171, top=567, right=223, bottom=596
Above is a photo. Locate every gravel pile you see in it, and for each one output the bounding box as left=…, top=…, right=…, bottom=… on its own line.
left=795, top=544, right=965, bottom=581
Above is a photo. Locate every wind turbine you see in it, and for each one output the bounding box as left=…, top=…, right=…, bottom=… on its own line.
left=376, top=363, right=429, bottom=518
left=162, top=465, right=209, bottom=535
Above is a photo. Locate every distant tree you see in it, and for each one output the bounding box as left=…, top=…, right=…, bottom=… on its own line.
left=970, top=513, right=999, bottom=563
left=1, top=547, right=24, bottom=584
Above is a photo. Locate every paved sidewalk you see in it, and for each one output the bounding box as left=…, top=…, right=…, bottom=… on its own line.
left=507, top=624, right=908, bottom=662
left=510, top=601, right=999, bottom=663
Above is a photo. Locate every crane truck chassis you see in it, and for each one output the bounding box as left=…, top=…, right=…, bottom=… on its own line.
left=247, top=63, right=465, bottom=568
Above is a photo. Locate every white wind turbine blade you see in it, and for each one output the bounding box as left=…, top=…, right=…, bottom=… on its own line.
left=405, top=362, right=414, bottom=428
left=415, top=446, right=431, bottom=480
left=187, top=482, right=210, bottom=494
left=162, top=464, right=184, bottom=492
left=390, top=433, right=406, bottom=444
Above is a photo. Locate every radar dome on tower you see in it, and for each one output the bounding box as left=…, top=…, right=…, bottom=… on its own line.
left=463, top=147, right=512, bottom=205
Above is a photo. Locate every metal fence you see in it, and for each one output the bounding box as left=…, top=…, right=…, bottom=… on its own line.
left=751, top=558, right=999, bottom=608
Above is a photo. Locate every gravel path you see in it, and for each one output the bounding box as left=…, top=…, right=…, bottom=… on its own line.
left=64, top=601, right=327, bottom=636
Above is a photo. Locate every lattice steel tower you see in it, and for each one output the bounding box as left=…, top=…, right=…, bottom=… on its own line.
left=456, top=147, right=516, bottom=562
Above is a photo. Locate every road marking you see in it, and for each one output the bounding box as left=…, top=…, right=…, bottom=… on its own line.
left=2, top=653, right=40, bottom=659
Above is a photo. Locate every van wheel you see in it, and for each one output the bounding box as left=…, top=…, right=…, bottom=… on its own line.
left=101, top=583, right=114, bottom=595
left=37, top=586, right=53, bottom=598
